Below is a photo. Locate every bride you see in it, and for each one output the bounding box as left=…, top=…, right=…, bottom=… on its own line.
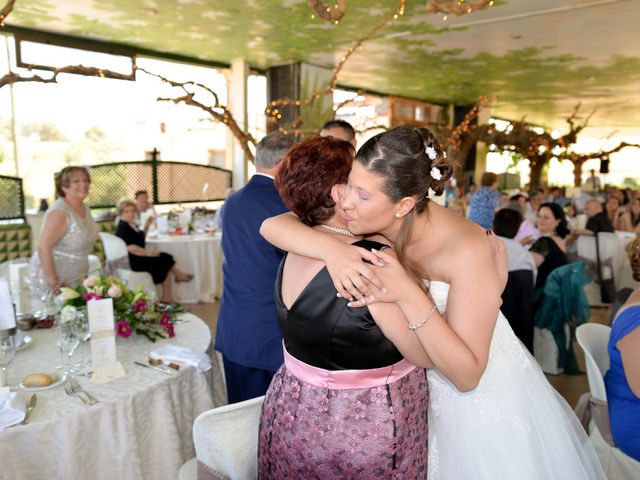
left=261, top=126, right=605, bottom=479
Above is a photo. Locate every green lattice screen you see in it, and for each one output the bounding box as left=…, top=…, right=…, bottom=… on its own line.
left=0, top=175, right=25, bottom=221
left=85, top=161, right=232, bottom=209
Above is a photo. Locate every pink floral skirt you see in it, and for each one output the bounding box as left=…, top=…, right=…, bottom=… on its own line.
left=258, top=350, right=429, bottom=479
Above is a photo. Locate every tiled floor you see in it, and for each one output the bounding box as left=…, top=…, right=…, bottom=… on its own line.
left=185, top=300, right=613, bottom=408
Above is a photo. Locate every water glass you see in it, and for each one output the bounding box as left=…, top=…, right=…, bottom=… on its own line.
left=56, top=320, right=80, bottom=377
left=75, top=310, right=92, bottom=375
left=0, top=335, right=16, bottom=387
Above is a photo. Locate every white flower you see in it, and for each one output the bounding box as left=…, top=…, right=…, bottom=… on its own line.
left=83, top=276, right=98, bottom=289
left=426, top=187, right=437, bottom=199
left=430, top=166, right=442, bottom=180
left=60, top=305, right=77, bottom=323
left=425, top=146, right=437, bottom=160
left=107, top=285, right=123, bottom=298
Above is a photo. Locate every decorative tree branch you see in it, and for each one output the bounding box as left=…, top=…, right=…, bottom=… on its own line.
left=426, top=0, right=494, bottom=17
left=0, top=65, right=134, bottom=89
left=269, top=0, right=406, bottom=135
left=0, top=0, right=16, bottom=27
left=308, top=0, right=346, bottom=23
left=138, top=67, right=256, bottom=163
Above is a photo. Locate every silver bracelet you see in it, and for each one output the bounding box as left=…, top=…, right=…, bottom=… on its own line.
left=408, top=303, right=438, bottom=331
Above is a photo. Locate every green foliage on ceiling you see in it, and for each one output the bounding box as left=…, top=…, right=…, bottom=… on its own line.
left=8, top=0, right=640, bottom=129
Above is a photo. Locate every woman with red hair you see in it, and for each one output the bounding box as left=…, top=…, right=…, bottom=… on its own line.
left=258, top=136, right=430, bottom=479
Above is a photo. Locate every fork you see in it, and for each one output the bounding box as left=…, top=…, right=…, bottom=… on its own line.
left=68, top=377, right=100, bottom=405
left=64, top=382, right=89, bottom=405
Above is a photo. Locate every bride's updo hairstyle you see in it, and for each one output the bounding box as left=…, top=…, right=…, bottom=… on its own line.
left=355, top=126, right=452, bottom=276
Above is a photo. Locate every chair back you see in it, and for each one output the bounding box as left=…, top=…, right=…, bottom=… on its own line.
left=193, top=396, right=264, bottom=480
left=576, top=232, right=619, bottom=263
left=576, top=323, right=611, bottom=402
left=98, top=232, right=128, bottom=261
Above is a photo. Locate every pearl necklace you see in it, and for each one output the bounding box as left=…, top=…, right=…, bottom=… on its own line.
left=319, top=224, right=355, bottom=238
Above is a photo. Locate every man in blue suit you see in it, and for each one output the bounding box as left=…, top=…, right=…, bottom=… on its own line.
left=215, top=131, right=296, bottom=403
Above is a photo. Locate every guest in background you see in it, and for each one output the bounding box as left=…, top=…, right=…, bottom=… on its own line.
left=115, top=199, right=192, bottom=304
left=586, top=169, right=601, bottom=193
left=605, top=196, right=625, bottom=231
left=604, top=236, right=640, bottom=462
left=30, top=166, right=98, bottom=293
left=525, top=190, right=544, bottom=226
left=449, top=199, right=467, bottom=218
left=507, top=195, right=540, bottom=246
left=529, top=202, right=569, bottom=290
left=38, top=198, right=49, bottom=212
left=620, top=197, right=640, bottom=233
left=320, top=119, right=357, bottom=149
left=548, top=186, right=571, bottom=207
left=468, top=171, right=502, bottom=229
left=493, top=208, right=537, bottom=352
left=134, top=189, right=156, bottom=227
left=215, top=131, right=296, bottom=403
left=574, top=199, right=614, bottom=237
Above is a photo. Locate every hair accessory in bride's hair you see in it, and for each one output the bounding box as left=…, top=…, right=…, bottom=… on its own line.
left=430, top=166, right=442, bottom=180
left=425, top=187, right=437, bottom=199
left=425, top=146, right=437, bottom=160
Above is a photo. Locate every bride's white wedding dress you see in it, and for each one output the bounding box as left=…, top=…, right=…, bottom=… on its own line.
left=426, top=281, right=605, bottom=479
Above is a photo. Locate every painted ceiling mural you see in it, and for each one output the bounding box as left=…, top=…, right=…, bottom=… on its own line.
left=6, top=0, right=640, bottom=130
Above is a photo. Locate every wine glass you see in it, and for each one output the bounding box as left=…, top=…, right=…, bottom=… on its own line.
left=56, top=320, right=80, bottom=378
left=75, top=310, right=92, bottom=375
left=0, top=335, right=16, bottom=387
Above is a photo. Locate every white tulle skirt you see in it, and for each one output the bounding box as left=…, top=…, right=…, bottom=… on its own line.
left=426, top=313, right=606, bottom=479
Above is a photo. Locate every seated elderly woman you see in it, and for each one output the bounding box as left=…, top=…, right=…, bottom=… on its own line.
left=604, top=236, right=640, bottom=461
left=115, top=199, right=192, bottom=303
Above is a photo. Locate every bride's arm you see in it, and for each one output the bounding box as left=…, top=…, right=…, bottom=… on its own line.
left=261, top=213, right=386, bottom=301
left=363, top=233, right=501, bottom=392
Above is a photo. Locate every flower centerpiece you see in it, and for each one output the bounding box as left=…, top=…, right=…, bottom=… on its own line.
left=60, top=275, right=184, bottom=341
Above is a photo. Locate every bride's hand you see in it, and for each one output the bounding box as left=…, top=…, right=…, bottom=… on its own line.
left=324, top=242, right=386, bottom=302
left=347, top=248, right=419, bottom=306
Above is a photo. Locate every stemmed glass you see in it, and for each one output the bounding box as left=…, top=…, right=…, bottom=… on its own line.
left=0, top=335, right=16, bottom=387
left=74, top=310, right=92, bottom=375
left=56, top=320, right=80, bottom=378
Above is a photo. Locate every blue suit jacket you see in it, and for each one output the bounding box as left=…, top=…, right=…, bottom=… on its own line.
left=215, top=174, right=287, bottom=372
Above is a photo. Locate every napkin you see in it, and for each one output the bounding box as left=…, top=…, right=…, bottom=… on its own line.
left=0, top=391, right=26, bottom=431
left=149, top=344, right=211, bottom=373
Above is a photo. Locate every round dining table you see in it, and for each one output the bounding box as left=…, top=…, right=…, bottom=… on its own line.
left=146, top=232, right=223, bottom=304
left=0, top=313, right=216, bottom=480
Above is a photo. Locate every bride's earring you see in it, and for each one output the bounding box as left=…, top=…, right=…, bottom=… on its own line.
left=395, top=212, right=401, bottom=218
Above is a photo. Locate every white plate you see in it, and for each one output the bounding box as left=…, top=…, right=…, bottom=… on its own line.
left=15, top=335, right=33, bottom=351
left=19, top=373, right=67, bottom=392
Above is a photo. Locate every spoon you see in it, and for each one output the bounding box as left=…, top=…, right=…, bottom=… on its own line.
left=21, top=394, right=37, bottom=425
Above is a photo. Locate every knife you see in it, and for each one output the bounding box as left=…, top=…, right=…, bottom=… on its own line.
left=134, top=360, right=173, bottom=375
left=21, top=394, right=37, bottom=425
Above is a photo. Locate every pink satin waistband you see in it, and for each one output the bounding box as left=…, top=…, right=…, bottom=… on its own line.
left=283, top=346, right=416, bottom=390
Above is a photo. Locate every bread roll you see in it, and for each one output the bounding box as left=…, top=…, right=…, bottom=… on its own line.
left=24, top=373, right=54, bottom=387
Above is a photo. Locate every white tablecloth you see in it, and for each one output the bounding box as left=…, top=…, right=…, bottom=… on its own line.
left=0, top=314, right=215, bottom=480
left=146, top=233, right=223, bottom=304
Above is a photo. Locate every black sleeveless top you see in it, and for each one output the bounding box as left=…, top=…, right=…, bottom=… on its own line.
left=275, top=239, right=403, bottom=371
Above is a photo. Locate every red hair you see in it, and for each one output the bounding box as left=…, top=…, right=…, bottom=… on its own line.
left=276, top=136, right=354, bottom=226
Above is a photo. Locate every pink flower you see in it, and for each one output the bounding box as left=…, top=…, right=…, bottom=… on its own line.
left=160, top=312, right=171, bottom=325
left=82, top=276, right=98, bottom=289
left=116, top=320, right=133, bottom=338
left=133, top=300, right=147, bottom=314
left=107, top=285, right=122, bottom=298
left=83, top=292, right=103, bottom=301
left=162, top=321, right=175, bottom=338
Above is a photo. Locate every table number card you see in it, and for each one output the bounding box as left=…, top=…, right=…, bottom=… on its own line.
left=87, top=298, right=124, bottom=384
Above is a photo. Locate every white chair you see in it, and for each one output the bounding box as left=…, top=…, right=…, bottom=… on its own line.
left=576, top=323, right=610, bottom=402
left=576, top=323, right=640, bottom=478
left=98, top=232, right=157, bottom=299
left=178, top=396, right=264, bottom=480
